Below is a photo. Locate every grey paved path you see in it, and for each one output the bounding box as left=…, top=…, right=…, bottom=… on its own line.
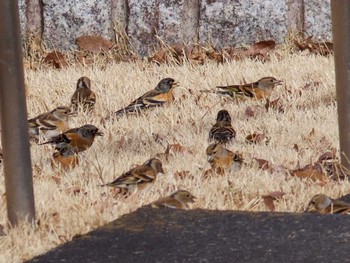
left=28, top=198, right=350, bottom=263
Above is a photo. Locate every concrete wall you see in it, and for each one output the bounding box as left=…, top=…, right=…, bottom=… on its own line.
left=19, top=0, right=331, bottom=55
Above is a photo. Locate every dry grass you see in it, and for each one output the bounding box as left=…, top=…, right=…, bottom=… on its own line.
left=1, top=52, right=349, bottom=262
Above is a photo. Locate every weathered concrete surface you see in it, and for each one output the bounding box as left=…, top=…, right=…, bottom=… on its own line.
left=18, top=0, right=27, bottom=40
left=199, top=0, right=289, bottom=49
left=17, top=1, right=333, bottom=54
left=29, top=202, right=350, bottom=263
left=305, top=0, right=332, bottom=41
left=128, top=0, right=189, bottom=55
left=42, top=0, right=113, bottom=50
left=27, top=0, right=42, bottom=38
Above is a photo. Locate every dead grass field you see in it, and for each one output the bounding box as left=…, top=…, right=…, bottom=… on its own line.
left=1, top=52, right=350, bottom=262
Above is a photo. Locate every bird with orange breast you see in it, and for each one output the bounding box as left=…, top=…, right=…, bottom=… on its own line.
left=51, top=142, right=79, bottom=170
left=41, top=124, right=103, bottom=153
left=115, top=78, right=178, bottom=117
left=215, top=77, right=282, bottom=100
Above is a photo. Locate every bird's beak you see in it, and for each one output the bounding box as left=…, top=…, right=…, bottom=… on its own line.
left=96, top=131, right=104, bottom=136
left=274, top=79, right=283, bottom=86
left=191, top=195, right=197, bottom=202
left=207, top=156, right=213, bottom=162
left=172, top=82, right=180, bottom=88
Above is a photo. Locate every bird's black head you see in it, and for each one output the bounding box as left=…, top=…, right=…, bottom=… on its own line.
left=155, top=78, right=177, bottom=92
left=216, top=110, right=231, bottom=123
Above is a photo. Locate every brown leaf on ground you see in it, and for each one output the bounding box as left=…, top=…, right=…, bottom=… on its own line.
left=254, top=158, right=270, bottom=171
left=318, top=150, right=337, bottom=162
left=294, top=35, right=333, bottom=56
left=302, top=81, right=321, bottom=90
left=44, top=51, right=68, bottom=68
left=265, top=97, right=284, bottom=112
left=292, top=162, right=328, bottom=181
left=262, top=191, right=286, bottom=212
left=244, top=40, right=276, bottom=57
left=76, top=35, right=113, bottom=53
left=246, top=133, right=268, bottom=144
left=245, top=106, right=255, bottom=117
left=261, top=196, right=275, bottom=211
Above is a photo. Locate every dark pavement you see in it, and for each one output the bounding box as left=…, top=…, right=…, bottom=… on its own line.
left=28, top=196, right=350, bottom=263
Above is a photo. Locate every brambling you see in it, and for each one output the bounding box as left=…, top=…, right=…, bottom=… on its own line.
left=209, top=110, right=236, bottom=144
left=71, top=76, right=96, bottom=113
left=115, top=78, right=178, bottom=117
left=101, top=158, right=164, bottom=194
left=151, top=190, right=196, bottom=209
left=51, top=142, right=79, bottom=169
left=28, top=106, right=72, bottom=141
left=215, top=77, right=282, bottom=100
left=305, top=194, right=350, bottom=214
left=41, top=124, right=103, bottom=153
left=206, top=143, right=243, bottom=173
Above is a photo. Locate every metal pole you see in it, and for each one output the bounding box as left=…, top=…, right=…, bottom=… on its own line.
left=331, top=1, right=350, bottom=173
left=0, top=0, right=35, bottom=225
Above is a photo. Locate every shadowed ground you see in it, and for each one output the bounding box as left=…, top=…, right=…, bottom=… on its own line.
left=28, top=195, right=350, bottom=263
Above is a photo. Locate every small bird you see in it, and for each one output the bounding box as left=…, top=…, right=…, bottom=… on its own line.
left=206, top=143, right=243, bottom=173
left=115, top=78, right=178, bottom=116
left=51, top=142, right=79, bottom=169
left=151, top=190, right=196, bottom=209
left=101, top=158, right=164, bottom=195
left=40, top=124, right=103, bottom=153
left=214, top=77, right=282, bottom=100
left=70, top=76, right=96, bottom=114
left=305, top=194, right=350, bottom=214
left=209, top=110, right=236, bottom=144
left=28, top=106, right=72, bottom=141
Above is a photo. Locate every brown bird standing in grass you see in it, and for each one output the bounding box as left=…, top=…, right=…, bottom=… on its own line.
left=305, top=194, right=350, bottom=214
left=209, top=110, right=236, bottom=144
left=214, top=77, right=282, bottom=100
left=206, top=143, right=243, bottom=173
left=28, top=106, right=73, bottom=141
left=70, top=76, right=96, bottom=114
left=151, top=190, right=196, bottom=209
left=101, top=158, right=164, bottom=195
left=41, top=124, right=103, bottom=153
left=51, top=142, right=79, bottom=169
left=115, top=78, right=178, bottom=117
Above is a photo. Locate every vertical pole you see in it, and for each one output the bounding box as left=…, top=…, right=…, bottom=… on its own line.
left=0, top=0, right=35, bottom=225
left=331, top=1, right=350, bottom=172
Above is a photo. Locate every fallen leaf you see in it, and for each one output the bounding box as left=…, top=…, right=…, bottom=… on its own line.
left=254, top=158, right=270, bottom=170
left=44, top=51, right=68, bottom=68
left=246, top=133, right=268, bottom=144
left=76, top=35, right=113, bottom=53
left=292, top=163, right=327, bottom=181
left=262, top=191, right=286, bottom=212
left=245, top=106, right=255, bottom=117
left=265, top=97, right=284, bottom=112
left=302, top=81, right=321, bottom=90
left=318, top=151, right=337, bottom=162
left=244, top=40, right=276, bottom=57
